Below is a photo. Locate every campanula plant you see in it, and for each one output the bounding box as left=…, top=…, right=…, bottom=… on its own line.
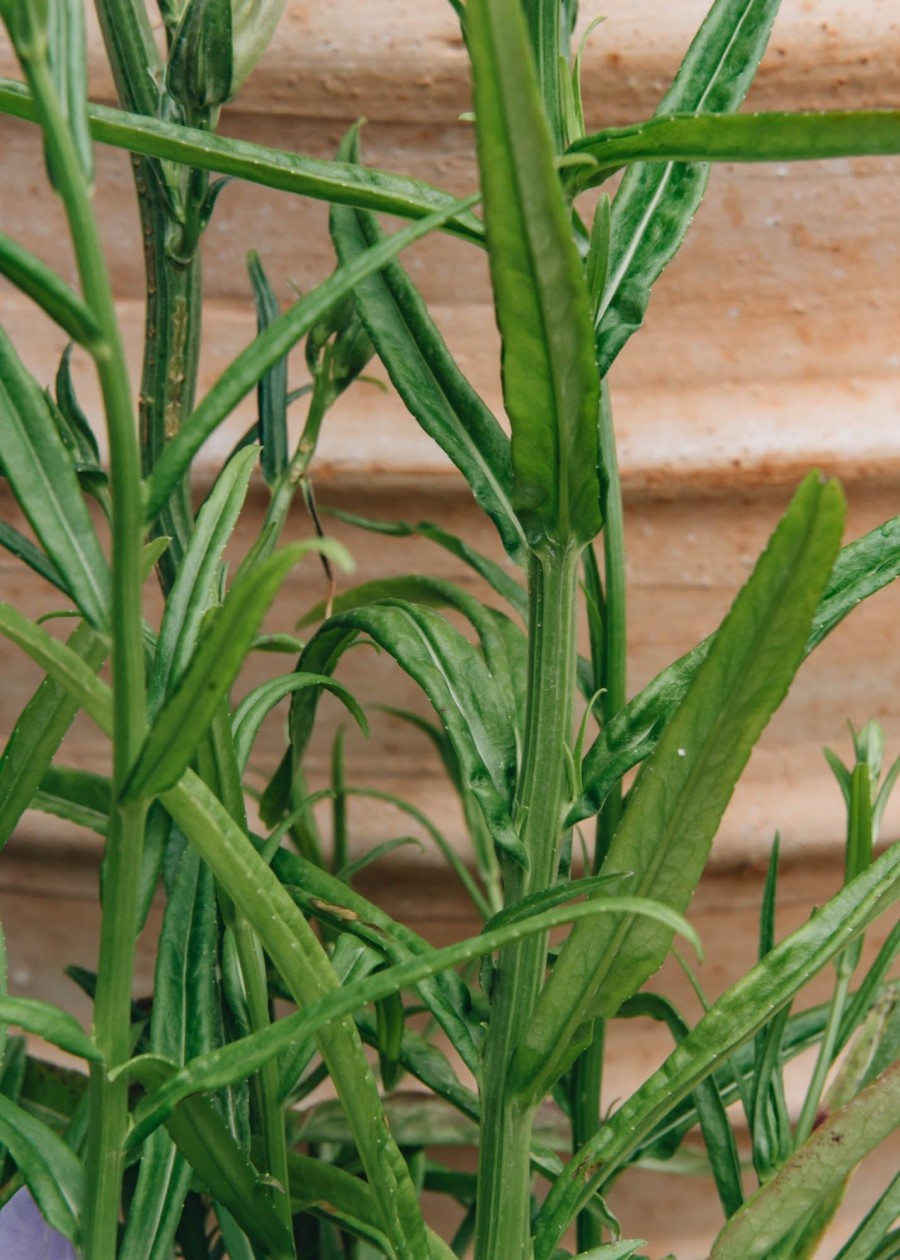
left=0, top=0, right=899, bottom=1257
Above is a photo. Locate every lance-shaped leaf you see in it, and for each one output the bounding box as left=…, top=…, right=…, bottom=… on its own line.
left=0, top=234, right=100, bottom=348
left=120, top=846, right=218, bottom=1260
left=145, top=192, right=479, bottom=523
left=571, top=511, right=900, bottom=827
left=0, top=621, right=107, bottom=848
left=467, top=0, right=601, bottom=549
left=0, top=327, right=109, bottom=630
left=0, top=1096, right=84, bottom=1243
left=0, top=78, right=486, bottom=242
left=0, top=997, right=100, bottom=1063
left=330, top=129, right=526, bottom=566
left=46, top=0, right=92, bottom=185
left=123, top=542, right=308, bottom=802
left=569, top=109, right=900, bottom=189
left=514, top=473, right=845, bottom=1102
left=147, top=445, right=258, bottom=717
left=286, top=601, right=521, bottom=864
left=125, top=894, right=696, bottom=1145
left=531, top=836, right=900, bottom=1258
left=832, top=1172, right=900, bottom=1260
left=710, top=1060, right=900, bottom=1260
left=231, top=673, right=366, bottom=775
left=590, top=0, right=783, bottom=376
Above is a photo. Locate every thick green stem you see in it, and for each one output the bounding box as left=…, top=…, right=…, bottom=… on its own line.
left=475, top=546, right=581, bottom=1260
left=18, top=40, right=147, bottom=1260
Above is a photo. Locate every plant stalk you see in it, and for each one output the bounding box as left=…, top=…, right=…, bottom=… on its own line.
left=573, top=383, right=627, bottom=1251
left=17, top=39, right=147, bottom=1259
left=475, top=545, right=581, bottom=1260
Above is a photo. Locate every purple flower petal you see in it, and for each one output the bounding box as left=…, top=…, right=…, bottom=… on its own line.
left=0, top=1189, right=77, bottom=1260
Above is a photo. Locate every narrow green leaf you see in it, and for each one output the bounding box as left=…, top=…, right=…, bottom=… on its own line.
left=125, top=894, right=695, bottom=1146
left=285, top=602, right=521, bottom=864
left=46, top=0, right=92, bottom=185
left=516, top=473, right=845, bottom=1102
left=588, top=0, right=783, bottom=375
left=154, top=771, right=433, bottom=1260
left=32, top=765, right=109, bottom=834
left=285, top=1149, right=392, bottom=1252
left=145, top=193, right=479, bottom=524
left=570, top=109, right=900, bottom=188
left=711, top=1061, right=900, bottom=1260
left=833, top=1172, right=900, bottom=1260
left=247, top=251, right=288, bottom=485
left=124, top=543, right=307, bottom=801
left=231, top=673, right=367, bottom=775
left=0, top=1094, right=84, bottom=1242
left=296, top=574, right=525, bottom=740
left=0, top=521, right=69, bottom=595
left=0, top=233, right=100, bottom=347
left=148, top=446, right=258, bottom=717
left=468, top=0, right=601, bottom=549
left=0, top=619, right=107, bottom=847
left=0, top=78, right=486, bottom=241
left=330, top=131, right=525, bottom=566
left=120, top=846, right=217, bottom=1260
left=132, top=1057, right=293, bottom=1260
left=0, top=327, right=109, bottom=629
left=322, top=509, right=528, bottom=618
left=619, top=993, right=743, bottom=1219
left=0, top=997, right=99, bottom=1063
left=571, top=511, right=900, bottom=827
left=273, top=845, right=484, bottom=1076
left=531, top=837, right=900, bottom=1258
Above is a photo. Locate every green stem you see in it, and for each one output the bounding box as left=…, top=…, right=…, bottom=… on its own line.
left=475, top=545, right=581, bottom=1260
left=573, top=383, right=627, bottom=1251
left=17, top=38, right=147, bottom=1260
left=795, top=960, right=853, bottom=1146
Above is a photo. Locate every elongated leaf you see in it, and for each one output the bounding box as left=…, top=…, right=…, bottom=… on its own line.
left=0, top=997, right=99, bottom=1063
left=232, top=673, right=366, bottom=774
left=710, top=1061, right=900, bottom=1260
left=285, top=1149, right=392, bottom=1251
left=154, top=772, right=434, bottom=1260
left=570, top=109, right=900, bottom=189
left=0, top=76, right=484, bottom=239
left=124, top=543, right=308, bottom=801
left=31, top=766, right=109, bottom=835
left=0, top=234, right=100, bottom=347
left=833, top=1172, right=900, bottom=1260
left=571, top=511, right=900, bottom=827
left=331, top=135, right=525, bottom=566
left=130, top=1056, right=294, bottom=1260
left=532, top=837, right=900, bottom=1259
left=617, top=993, right=743, bottom=1219
left=0, top=618, right=109, bottom=853
left=285, top=602, right=521, bottom=863
left=0, top=328, right=109, bottom=628
left=0, top=521, right=69, bottom=594
left=273, top=846, right=483, bottom=1075
left=467, top=0, right=601, bottom=549
left=297, top=574, right=525, bottom=739
left=515, top=474, right=845, bottom=1102
left=0, top=1095, right=83, bottom=1242
left=120, top=846, right=217, bottom=1260
left=46, top=0, right=92, bottom=185
left=145, top=193, right=479, bottom=524
left=326, top=509, right=528, bottom=618
left=148, top=446, right=257, bottom=717
left=590, top=0, right=783, bottom=376
left=247, top=252, right=288, bottom=486
left=125, top=894, right=695, bottom=1146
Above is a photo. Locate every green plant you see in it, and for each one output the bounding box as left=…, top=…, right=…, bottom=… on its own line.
left=0, top=0, right=899, bottom=1257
